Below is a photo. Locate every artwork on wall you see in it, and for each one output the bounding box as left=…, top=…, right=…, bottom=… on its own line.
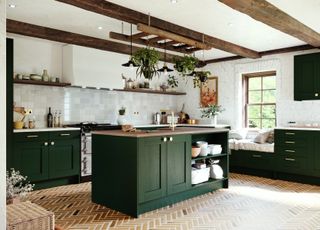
left=200, top=76, right=218, bottom=107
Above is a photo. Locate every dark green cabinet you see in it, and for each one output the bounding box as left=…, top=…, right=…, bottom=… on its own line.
left=13, top=131, right=80, bottom=186
left=138, top=135, right=191, bottom=203
left=314, top=132, right=320, bottom=173
left=294, top=52, right=320, bottom=100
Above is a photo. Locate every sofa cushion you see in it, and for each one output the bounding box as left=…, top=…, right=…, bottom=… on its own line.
left=229, top=139, right=274, bottom=153
left=229, top=129, right=248, bottom=140
left=254, top=130, right=273, bottom=144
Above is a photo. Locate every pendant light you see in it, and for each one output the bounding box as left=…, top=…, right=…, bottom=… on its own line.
left=157, top=40, right=173, bottom=75
left=122, top=23, right=139, bottom=68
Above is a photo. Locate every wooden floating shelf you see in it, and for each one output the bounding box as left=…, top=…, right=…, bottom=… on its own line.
left=14, top=79, right=71, bottom=87
left=114, top=88, right=186, bottom=95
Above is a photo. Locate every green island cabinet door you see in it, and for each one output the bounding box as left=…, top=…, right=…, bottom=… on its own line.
left=138, top=137, right=167, bottom=203
left=167, top=135, right=191, bottom=195
left=314, top=132, right=320, bottom=174
left=294, top=53, right=320, bottom=100
left=13, top=135, right=49, bottom=182
left=48, top=138, right=80, bottom=179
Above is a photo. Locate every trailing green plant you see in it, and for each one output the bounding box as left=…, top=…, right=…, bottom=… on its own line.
left=118, top=106, right=126, bottom=115
left=200, top=104, right=225, bottom=118
left=167, top=75, right=178, bottom=88
left=132, top=47, right=160, bottom=80
left=174, top=55, right=199, bottom=76
left=192, top=71, right=211, bottom=88
left=6, top=168, right=34, bottom=200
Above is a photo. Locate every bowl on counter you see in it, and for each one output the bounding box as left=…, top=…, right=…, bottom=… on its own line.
left=187, top=119, right=198, bottom=124
left=13, top=121, right=24, bottom=129
left=191, top=146, right=201, bottom=158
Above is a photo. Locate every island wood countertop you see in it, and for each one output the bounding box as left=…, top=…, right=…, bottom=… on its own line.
left=92, top=127, right=229, bottom=138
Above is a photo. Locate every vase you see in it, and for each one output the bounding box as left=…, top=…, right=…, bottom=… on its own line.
left=117, top=115, right=127, bottom=125
left=42, top=69, right=49, bottom=82
left=210, top=115, right=217, bottom=125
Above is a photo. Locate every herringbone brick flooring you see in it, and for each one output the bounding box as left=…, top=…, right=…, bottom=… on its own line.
left=27, top=173, right=320, bottom=230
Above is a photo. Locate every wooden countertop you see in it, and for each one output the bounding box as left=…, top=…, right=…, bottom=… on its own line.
left=92, top=127, right=229, bottom=138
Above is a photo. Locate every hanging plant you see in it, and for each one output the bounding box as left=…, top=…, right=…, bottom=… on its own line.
left=167, top=75, right=179, bottom=89
left=174, top=55, right=199, bottom=76
left=193, top=71, right=211, bottom=88
left=132, top=47, right=160, bottom=80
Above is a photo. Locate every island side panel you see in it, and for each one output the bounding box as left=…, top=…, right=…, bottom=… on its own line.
left=92, top=134, right=138, bottom=217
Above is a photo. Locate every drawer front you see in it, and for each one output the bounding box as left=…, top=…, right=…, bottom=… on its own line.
left=49, top=131, right=80, bottom=140
left=276, top=155, right=309, bottom=175
left=275, top=129, right=314, bottom=147
left=230, top=150, right=274, bottom=171
left=275, top=146, right=310, bottom=158
left=14, top=132, right=49, bottom=142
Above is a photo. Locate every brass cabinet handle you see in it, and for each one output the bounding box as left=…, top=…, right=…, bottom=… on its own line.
left=169, top=137, right=173, bottom=142
left=51, top=141, right=55, bottom=146
left=27, top=135, right=38, bottom=138
left=163, top=137, right=167, bottom=142
left=252, top=154, right=262, bottom=158
left=285, top=158, right=296, bottom=161
left=285, top=132, right=295, bottom=135
left=285, top=141, right=295, bottom=144
left=60, top=133, right=71, bottom=136
left=285, top=150, right=295, bottom=153
left=44, top=142, right=48, bottom=146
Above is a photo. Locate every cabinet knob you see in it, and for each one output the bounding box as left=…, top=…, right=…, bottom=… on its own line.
left=51, top=141, right=55, bottom=146
left=163, top=137, right=167, bottom=142
left=44, top=142, right=48, bottom=146
left=315, top=93, right=319, bottom=97
left=169, top=137, right=173, bottom=142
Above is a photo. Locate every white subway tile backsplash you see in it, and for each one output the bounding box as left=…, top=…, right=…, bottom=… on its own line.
left=14, top=84, right=181, bottom=128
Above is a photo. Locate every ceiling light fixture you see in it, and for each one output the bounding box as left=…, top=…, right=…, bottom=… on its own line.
left=98, top=26, right=103, bottom=30
left=170, top=0, right=178, bottom=3
left=157, top=41, right=173, bottom=75
left=8, top=4, right=16, bottom=8
left=122, top=23, right=139, bottom=69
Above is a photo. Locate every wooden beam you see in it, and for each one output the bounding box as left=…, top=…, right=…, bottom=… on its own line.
left=109, top=31, right=192, bottom=54
left=131, top=32, right=148, bottom=39
left=7, top=19, right=180, bottom=63
left=205, top=44, right=316, bottom=64
left=137, top=23, right=211, bottom=50
left=147, top=36, right=166, bottom=44
left=55, top=0, right=260, bottom=58
left=218, top=0, right=320, bottom=47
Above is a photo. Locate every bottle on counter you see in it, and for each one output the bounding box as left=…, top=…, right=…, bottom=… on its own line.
left=53, top=110, right=58, bottom=127
left=47, top=107, right=53, bottom=128
left=57, top=110, right=62, bottom=127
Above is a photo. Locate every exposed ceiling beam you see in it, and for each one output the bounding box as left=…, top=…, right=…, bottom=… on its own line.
left=109, top=31, right=192, bottom=54
left=7, top=19, right=180, bottom=63
left=55, top=0, right=260, bottom=58
left=137, top=23, right=211, bottom=50
left=218, top=0, right=320, bottom=47
left=131, top=32, right=148, bottom=39
left=206, top=44, right=316, bottom=64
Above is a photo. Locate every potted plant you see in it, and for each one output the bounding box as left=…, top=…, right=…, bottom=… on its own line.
left=200, top=104, right=225, bottom=125
left=193, top=71, right=211, bottom=88
left=174, top=55, right=199, bottom=76
left=6, top=168, right=34, bottom=204
left=132, top=47, right=160, bottom=80
left=167, top=75, right=178, bottom=91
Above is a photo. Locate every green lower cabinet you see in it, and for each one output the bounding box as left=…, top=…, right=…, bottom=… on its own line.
left=314, top=133, right=320, bottom=173
left=13, top=131, right=80, bottom=188
left=138, top=137, right=167, bottom=203
left=13, top=141, right=49, bottom=182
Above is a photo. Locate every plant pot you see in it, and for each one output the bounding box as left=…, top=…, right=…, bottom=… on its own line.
left=210, top=116, right=217, bottom=125
left=117, top=115, right=127, bottom=125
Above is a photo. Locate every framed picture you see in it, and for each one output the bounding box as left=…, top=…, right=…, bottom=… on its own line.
left=200, top=76, right=218, bottom=107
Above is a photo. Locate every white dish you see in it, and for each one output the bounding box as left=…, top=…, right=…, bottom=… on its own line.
left=30, top=75, right=42, bottom=81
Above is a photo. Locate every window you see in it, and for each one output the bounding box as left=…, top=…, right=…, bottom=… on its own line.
left=243, top=71, right=276, bottom=129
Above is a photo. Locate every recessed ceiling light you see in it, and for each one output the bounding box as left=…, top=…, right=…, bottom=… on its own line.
left=8, top=4, right=16, bottom=8
left=170, top=0, right=178, bottom=3
left=227, top=22, right=233, bottom=27
left=98, top=26, right=103, bottom=30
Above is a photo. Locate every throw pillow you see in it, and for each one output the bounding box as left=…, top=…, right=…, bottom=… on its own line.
left=229, top=129, right=248, bottom=140
left=266, top=130, right=274, bottom=143
left=254, top=130, right=272, bottom=144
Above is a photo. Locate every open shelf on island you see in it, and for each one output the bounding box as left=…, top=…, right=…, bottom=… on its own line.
left=192, top=153, right=228, bottom=161
left=14, top=79, right=71, bottom=87
left=114, top=88, right=186, bottom=95
left=192, top=178, right=227, bottom=187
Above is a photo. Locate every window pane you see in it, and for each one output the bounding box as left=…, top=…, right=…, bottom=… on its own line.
left=262, top=119, right=276, bottom=128
left=263, top=76, right=276, bottom=89
left=263, top=90, right=276, bottom=103
left=249, top=91, right=262, bottom=103
left=262, top=105, right=276, bottom=118
left=248, top=119, right=261, bottom=128
left=248, top=105, right=261, bottom=118
left=248, top=77, right=261, bottom=90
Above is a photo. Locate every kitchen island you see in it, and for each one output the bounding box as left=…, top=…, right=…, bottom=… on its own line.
left=92, top=127, right=229, bottom=217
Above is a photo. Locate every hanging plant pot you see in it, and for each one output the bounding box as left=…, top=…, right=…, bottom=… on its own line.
left=132, top=48, right=160, bottom=80
left=174, top=55, right=199, bottom=76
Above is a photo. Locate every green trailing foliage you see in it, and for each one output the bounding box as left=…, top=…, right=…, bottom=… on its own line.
left=200, top=104, right=225, bottom=118
left=174, top=55, right=199, bottom=76
left=167, top=75, right=179, bottom=88
left=132, top=47, right=160, bottom=80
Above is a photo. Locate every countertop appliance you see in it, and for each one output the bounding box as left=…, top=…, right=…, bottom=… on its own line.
left=65, top=122, right=121, bottom=180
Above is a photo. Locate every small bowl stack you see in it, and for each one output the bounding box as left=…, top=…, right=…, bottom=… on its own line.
left=196, top=141, right=209, bottom=156
left=191, top=147, right=201, bottom=158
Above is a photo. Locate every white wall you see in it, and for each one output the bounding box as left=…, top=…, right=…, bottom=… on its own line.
left=0, top=0, right=6, bottom=228
left=179, top=49, right=320, bottom=129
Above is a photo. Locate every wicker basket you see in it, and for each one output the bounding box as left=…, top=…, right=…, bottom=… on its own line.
left=7, top=201, right=55, bottom=230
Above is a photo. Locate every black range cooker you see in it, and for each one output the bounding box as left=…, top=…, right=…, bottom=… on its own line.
left=66, top=122, right=121, bottom=180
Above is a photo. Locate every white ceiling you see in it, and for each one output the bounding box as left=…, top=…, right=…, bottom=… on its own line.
left=6, top=0, right=320, bottom=60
